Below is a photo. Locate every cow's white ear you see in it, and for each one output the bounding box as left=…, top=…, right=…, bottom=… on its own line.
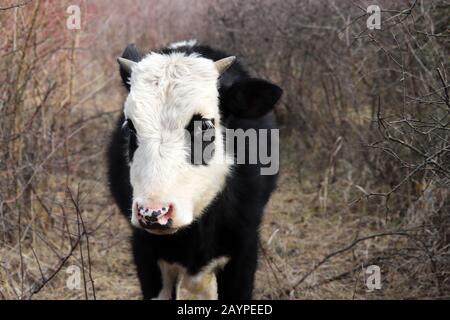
left=214, top=56, right=236, bottom=75
left=117, top=57, right=137, bottom=74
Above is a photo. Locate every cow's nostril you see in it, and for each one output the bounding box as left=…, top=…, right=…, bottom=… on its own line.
left=151, top=210, right=162, bottom=218
left=135, top=202, right=174, bottom=229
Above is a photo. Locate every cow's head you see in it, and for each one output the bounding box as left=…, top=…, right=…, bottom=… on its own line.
left=117, top=44, right=282, bottom=235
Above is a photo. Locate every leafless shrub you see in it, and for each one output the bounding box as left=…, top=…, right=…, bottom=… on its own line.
left=0, top=0, right=214, bottom=300
left=1, top=0, right=448, bottom=299
left=204, top=0, right=449, bottom=298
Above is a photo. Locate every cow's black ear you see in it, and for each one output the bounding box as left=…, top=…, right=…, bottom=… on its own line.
left=119, top=44, right=142, bottom=90
left=221, top=78, right=283, bottom=119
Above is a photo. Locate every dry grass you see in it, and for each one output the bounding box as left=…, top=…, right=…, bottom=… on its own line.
left=257, top=137, right=449, bottom=299
left=1, top=0, right=448, bottom=300
left=3, top=135, right=447, bottom=299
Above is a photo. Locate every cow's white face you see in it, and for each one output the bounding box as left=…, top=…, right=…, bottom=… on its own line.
left=122, top=53, right=232, bottom=234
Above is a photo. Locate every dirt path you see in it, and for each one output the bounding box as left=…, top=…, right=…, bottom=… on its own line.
left=31, top=145, right=433, bottom=300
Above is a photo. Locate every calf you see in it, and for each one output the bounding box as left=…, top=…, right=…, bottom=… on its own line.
left=107, top=40, right=282, bottom=299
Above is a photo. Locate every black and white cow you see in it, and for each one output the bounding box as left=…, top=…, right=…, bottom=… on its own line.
left=107, top=40, right=282, bottom=300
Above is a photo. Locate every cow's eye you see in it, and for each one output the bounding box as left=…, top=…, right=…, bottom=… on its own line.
left=201, top=119, right=215, bottom=130
left=185, top=114, right=216, bottom=165
left=186, top=114, right=215, bottom=133
left=126, top=119, right=137, bottom=134
left=123, top=119, right=138, bottom=161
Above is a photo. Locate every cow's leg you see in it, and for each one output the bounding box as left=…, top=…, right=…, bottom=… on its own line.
left=132, top=232, right=162, bottom=299
left=155, top=260, right=179, bottom=300
left=217, top=235, right=258, bottom=300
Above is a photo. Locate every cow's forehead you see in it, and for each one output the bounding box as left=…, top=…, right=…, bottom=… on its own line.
left=124, top=52, right=220, bottom=127
left=134, top=52, right=219, bottom=83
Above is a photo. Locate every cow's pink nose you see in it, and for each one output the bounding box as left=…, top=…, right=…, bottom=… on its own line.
left=136, top=201, right=173, bottom=228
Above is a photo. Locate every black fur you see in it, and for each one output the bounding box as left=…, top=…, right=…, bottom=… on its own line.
left=119, top=44, right=142, bottom=90
left=185, top=114, right=216, bottom=165
left=108, top=43, right=282, bottom=300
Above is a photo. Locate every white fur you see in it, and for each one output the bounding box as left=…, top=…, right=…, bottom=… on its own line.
left=168, top=39, right=197, bottom=49
left=155, top=257, right=230, bottom=300
left=124, top=52, right=231, bottom=233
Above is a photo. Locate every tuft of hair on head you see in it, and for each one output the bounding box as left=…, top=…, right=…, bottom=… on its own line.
left=168, top=39, right=198, bottom=49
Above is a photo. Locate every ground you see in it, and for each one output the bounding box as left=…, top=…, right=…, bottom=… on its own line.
left=23, top=134, right=427, bottom=300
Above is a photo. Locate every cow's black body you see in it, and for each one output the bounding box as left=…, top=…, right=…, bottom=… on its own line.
left=107, top=43, right=279, bottom=299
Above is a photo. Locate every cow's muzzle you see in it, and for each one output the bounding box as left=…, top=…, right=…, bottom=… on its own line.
left=136, top=203, right=174, bottom=230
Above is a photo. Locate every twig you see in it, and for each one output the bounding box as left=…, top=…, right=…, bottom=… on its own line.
left=27, top=235, right=83, bottom=299
left=290, top=231, right=411, bottom=292
left=0, top=0, right=31, bottom=11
